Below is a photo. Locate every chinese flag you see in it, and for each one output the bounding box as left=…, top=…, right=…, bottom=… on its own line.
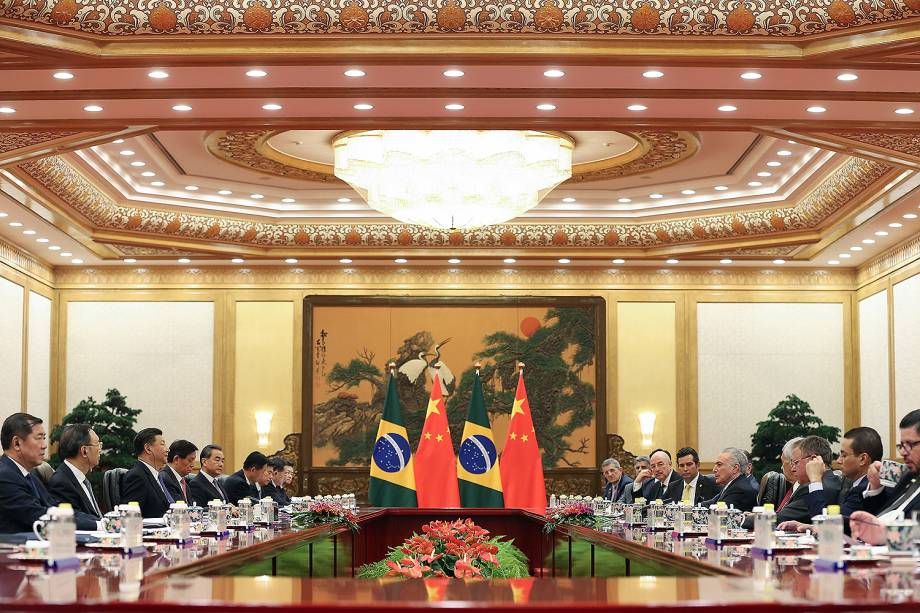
left=414, top=372, right=460, bottom=507
left=500, top=371, right=546, bottom=514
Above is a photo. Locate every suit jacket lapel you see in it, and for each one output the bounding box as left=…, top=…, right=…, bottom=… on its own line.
left=143, top=463, right=170, bottom=507
left=64, top=465, right=95, bottom=515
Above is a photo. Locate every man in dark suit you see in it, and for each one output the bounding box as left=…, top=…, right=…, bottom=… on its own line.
left=224, top=451, right=268, bottom=504
left=600, top=458, right=633, bottom=502
left=0, top=413, right=100, bottom=533
left=159, top=439, right=197, bottom=505
left=775, top=435, right=842, bottom=524
left=189, top=444, right=229, bottom=507
left=642, top=449, right=681, bottom=503
left=47, top=423, right=103, bottom=519
left=668, top=447, right=721, bottom=505
left=263, top=457, right=293, bottom=506
left=851, top=410, right=920, bottom=545
left=780, top=427, right=882, bottom=533
left=701, top=447, right=758, bottom=512
left=119, top=427, right=171, bottom=518
left=743, top=451, right=760, bottom=490
left=618, top=455, right=650, bottom=503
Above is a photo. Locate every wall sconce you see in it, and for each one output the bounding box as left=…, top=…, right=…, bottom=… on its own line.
left=255, top=411, right=273, bottom=448
left=638, top=412, right=656, bottom=448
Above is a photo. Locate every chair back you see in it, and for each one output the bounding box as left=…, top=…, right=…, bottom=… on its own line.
left=102, top=467, right=128, bottom=513
left=31, top=462, right=55, bottom=486
left=757, top=470, right=788, bottom=507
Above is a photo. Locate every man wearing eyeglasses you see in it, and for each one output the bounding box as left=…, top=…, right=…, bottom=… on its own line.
left=48, top=423, right=104, bottom=519
left=775, top=435, right=841, bottom=525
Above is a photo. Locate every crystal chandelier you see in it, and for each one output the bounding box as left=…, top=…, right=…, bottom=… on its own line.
left=333, top=130, right=573, bottom=231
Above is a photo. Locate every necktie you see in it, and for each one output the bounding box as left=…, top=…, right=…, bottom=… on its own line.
left=682, top=482, right=692, bottom=503
left=881, top=478, right=920, bottom=516
left=83, top=477, right=101, bottom=517
left=609, top=483, right=618, bottom=501
left=214, top=478, right=227, bottom=502
left=180, top=477, right=188, bottom=502
left=158, top=473, right=175, bottom=504
left=25, top=474, right=43, bottom=503
left=778, top=487, right=794, bottom=510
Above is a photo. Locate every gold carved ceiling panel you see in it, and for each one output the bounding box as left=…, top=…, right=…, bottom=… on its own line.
left=0, top=0, right=917, bottom=37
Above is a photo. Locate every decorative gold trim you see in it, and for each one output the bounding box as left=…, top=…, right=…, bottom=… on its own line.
left=0, top=236, right=54, bottom=286
left=856, top=231, right=920, bottom=287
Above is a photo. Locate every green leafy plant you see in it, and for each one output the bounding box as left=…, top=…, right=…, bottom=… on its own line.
left=49, top=388, right=141, bottom=491
left=749, top=394, right=841, bottom=477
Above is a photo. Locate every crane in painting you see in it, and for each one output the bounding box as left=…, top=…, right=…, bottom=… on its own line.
left=397, top=337, right=456, bottom=395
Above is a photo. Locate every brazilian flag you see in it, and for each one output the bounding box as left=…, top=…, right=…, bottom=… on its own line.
left=368, top=373, right=418, bottom=507
left=457, top=371, right=504, bottom=507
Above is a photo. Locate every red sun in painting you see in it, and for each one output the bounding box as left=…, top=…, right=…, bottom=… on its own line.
left=520, top=316, right=541, bottom=338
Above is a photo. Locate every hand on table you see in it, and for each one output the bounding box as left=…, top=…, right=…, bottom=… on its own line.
left=849, top=511, right=885, bottom=545
left=777, top=520, right=807, bottom=533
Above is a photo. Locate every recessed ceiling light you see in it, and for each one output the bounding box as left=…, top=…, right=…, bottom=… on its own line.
left=0, top=106, right=15, bottom=114
left=172, top=104, right=192, bottom=112
left=828, top=260, right=840, bottom=265
left=150, top=181, right=165, bottom=187
left=353, top=103, right=374, bottom=110
left=617, top=197, right=632, bottom=203
left=666, top=258, right=679, bottom=264
left=184, top=185, right=198, bottom=191
left=339, top=258, right=353, bottom=264
left=445, top=103, right=465, bottom=111
left=642, top=70, right=664, bottom=78
left=48, top=245, right=60, bottom=251
left=767, top=161, right=781, bottom=167
left=714, top=185, right=729, bottom=191
left=536, top=103, right=556, bottom=111
left=503, top=258, right=517, bottom=264
left=850, top=246, right=863, bottom=251
left=448, top=258, right=462, bottom=264
left=119, top=150, right=135, bottom=156
left=875, top=231, right=889, bottom=236
left=772, top=259, right=786, bottom=264
left=284, top=258, right=298, bottom=264
left=0, top=213, right=5, bottom=218
left=250, top=194, right=264, bottom=199
left=36, top=238, right=49, bottom=243
left=650, top=193, right=664, bottom=199
left=147, top=70, right=169, bottom=79
left=889, top=222, right=903, bottom=228
left=394, top=258, right=408, bottom=264
left=748, top=181, right=763, bottom=187
left=839, top=253, right=851, bottom=258
left=140, top=171, right=156, bottom=177
left=112, top=139, right=124, bottom=144
left=84, top=105, right=103, bottom=112
left=627, top=104, right=647, bottom=111
left=862, top=238, right=875, bottom=244
left=130, top=161, right=146, bottom=167
left=246, top=69, right=268, bottom=78
left=71, top=259, right=84, bottom=264
left=681, top=189, right=696, bottom=195
left=8, top=222, right=22, bottom=227
left=344, top=69, right=366, bottom=77
left=281, top=198, right=295, bottom=203
left=124, top=258, right=136, bottom=263
left=612, top=258, right=625, bottom=264
left=60, top=252, right=72, bottom=257
left=904, top=213, right=918, bottom=219
left=807, top=106, right=827, bottom=113
left=836, top=72, right=858, bottom=81
left=337, top=197, right=352, bottom=203
left=557, top=258, right=571, bottom=264
left=787, top=140, right=797, bottom=144
left=895, top=108, right=915, bottom=115
left=218, top=190, right=232, bottom=195
left=740, top=72, right=762, bottom=80
left=262, top=103, right=282, bottom=111
left=757, top=171, right=771, bottom=177
left=777, top=150, right=792, bottom=156
left=720, top=259, right=733, bottom=264
left=178, top=258, right=191, bottom=263
left=231, top=258, right=245, bottom=264
left=543, top=69, right=565, bottom=78
left=53, top=71, right=74, bottom=80
left=717, top=105, right=738, bottom=112
left=443, top=69, right=465, bottom=78
left=23, top=230, right=36, bottom=235
left=562, top=197, right=576, bottom=203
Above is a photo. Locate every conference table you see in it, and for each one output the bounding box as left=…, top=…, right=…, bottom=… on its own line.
left=0, top=508, right=917, bottom=611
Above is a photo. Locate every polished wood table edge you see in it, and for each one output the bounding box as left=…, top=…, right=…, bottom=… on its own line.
left=557, top=524, right=747, bottom=577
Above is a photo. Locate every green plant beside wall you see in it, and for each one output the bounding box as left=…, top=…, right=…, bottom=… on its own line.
left=749, top=394, right=840, bottom=477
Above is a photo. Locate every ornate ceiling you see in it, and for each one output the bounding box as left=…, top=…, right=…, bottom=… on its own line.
left=1, top=1, right=920, bottom=268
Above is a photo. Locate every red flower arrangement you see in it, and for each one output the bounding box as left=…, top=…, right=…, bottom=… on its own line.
left=358, top=518, right=528, bottom=579
left=544, top=502, right=596, bottom=533
left=291, top=501, right=360, bottom=532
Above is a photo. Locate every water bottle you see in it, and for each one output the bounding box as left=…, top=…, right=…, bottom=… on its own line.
left=753, top=504, right=776, bottom=551
left=549, top=494, right=557, bottom=509
left=47, top=504, right=76, bottom=568
left=120, top=503, right=143, bottom=552
left=168, top=502, right=191, bottom=541
left=708, top=502, right=730, bottom=540
left=208, top=499, right=228, bottom=532
left=817, top=504, right=844, bottom=568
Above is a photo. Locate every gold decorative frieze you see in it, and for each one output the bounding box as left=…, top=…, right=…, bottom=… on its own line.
left=826, top=131, right=920, bottom=164
left=15, top=154, right=894, bottom=251
left=857, top=232, right=920, bottom=287
left=1, top=0, right=917, bottom=37
left=54, top=264, right=855, bottom=290
left=0, top=237, right=55, bottom=285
